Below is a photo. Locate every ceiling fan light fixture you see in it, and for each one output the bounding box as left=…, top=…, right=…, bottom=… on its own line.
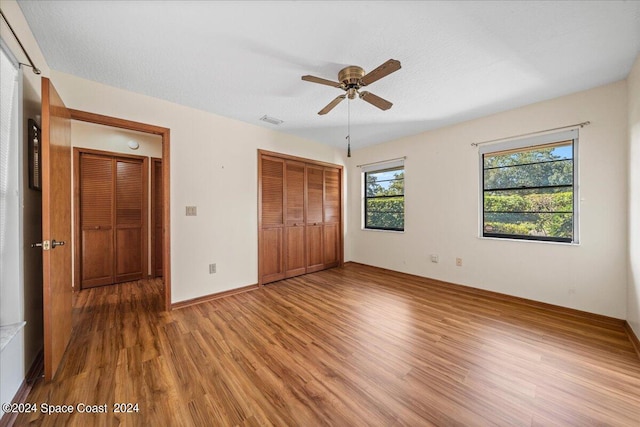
left=259, top=115, right=284, bottom=125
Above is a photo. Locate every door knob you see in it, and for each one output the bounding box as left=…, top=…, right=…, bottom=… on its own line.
left=51, top=240, right=65, bottom=248
left=31, top=240, right=64, bottom=250
left=31, top=241, right=50, bottom=250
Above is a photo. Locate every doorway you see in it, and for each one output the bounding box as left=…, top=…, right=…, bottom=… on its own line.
left=69, top=109, right=171, bottom=310
left=34, top=80, right=172, bottom=382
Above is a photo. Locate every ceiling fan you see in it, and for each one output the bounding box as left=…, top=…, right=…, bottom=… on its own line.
left=302, top=59, right=401, bottom=115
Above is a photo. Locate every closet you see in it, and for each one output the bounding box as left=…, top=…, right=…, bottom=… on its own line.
left=259, top=150, right=342, bottom=285
left=75, top=149, right=148, bottom=289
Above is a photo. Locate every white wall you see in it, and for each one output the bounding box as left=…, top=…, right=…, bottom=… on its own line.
left=72, top=121, right=162, bottom=158
left=71, top=120, right=162, bottom=280
left=628, top=55, right=640, bottom=336
left=348, top=81, right=629, bottom=319
left=51, top=71, right=347, bottom=303
left=0, top=329, right=24, bottom=408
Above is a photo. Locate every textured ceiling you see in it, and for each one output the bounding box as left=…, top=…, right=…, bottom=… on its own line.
left=17, top=1, right=640, bottom=150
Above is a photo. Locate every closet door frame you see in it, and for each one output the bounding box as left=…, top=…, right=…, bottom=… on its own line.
left=73, top=147, right=149, bottom=289
left=258, top=149, right=343, bottom=286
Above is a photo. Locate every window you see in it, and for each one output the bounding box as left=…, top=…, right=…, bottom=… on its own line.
left=480, top=130, right=578, bottom=243
left=363, top=160, right=404, bottom=231
left=1, top=40, right=22, bottom=326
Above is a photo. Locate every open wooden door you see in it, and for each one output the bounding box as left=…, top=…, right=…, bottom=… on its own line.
left=41, top=77, right=72, bottom=381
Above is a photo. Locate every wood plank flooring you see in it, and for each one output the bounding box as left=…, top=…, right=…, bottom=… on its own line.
left=14, top=264, right=640, bottom=426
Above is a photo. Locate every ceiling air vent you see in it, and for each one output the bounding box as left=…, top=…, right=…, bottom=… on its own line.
left=259, top=115, right=284, bottom=125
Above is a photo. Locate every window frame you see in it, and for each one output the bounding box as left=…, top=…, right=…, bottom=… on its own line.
left=362, top=162, right=405, bottom=232
left=479, top=129, right=579, bottom=244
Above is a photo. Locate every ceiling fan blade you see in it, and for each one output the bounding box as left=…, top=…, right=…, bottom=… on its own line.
left=318, top=95, right=346, bottom=115
left=359, top=91, right=393, bottom=111
left=360, top=59, right=401, bottom=86
left=302, top=75, right=343, bottom=88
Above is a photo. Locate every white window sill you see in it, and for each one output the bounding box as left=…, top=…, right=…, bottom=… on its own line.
left=361, top=228, right=405, bottom=234
left=478, top=236, right=579, bottom=246
left=0, top=321, right=26, bottom=352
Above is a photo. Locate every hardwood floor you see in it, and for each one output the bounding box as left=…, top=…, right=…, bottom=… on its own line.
left=15, top=264, right=640, bottom=426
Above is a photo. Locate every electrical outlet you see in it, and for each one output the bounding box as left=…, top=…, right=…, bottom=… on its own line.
left=430, top=254, right=439, bottom=263
left=209, top=263, right=216, bottom=274
left=456, top=257, right=462, bottom=267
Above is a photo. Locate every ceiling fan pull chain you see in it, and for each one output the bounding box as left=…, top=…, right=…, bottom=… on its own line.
left=347, top=98, right=351, bottom=157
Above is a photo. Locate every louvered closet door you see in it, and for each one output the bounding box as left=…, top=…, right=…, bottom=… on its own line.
left=323, top=167, right=341, bottom=268
left=259, top=151, right=343, bottom=284
left=285, top=160, right=306, bottom=278
left=306, top=164, right=324, bottom=273
left=260, top=156, right=285, bottom=283
left=151, top=158, right=163, bottom=277
left=80, top=154, right=114, bottom=288
left=115, top=159, right=146, bottom=283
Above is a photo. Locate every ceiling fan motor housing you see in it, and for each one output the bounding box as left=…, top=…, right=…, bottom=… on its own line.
left=339, top=66, right=365, bottom=87
left=339, top=66, right=365, bottom=99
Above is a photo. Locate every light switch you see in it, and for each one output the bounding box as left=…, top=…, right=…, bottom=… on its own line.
left=185, top=206, right=197, bottom=216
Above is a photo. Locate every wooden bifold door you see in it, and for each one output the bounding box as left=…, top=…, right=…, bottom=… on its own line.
left=259, top=150, right=342, bottom=285
left=151, top=157, right=163, bottom=278
left=75, top=149, right=148, bottom=289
